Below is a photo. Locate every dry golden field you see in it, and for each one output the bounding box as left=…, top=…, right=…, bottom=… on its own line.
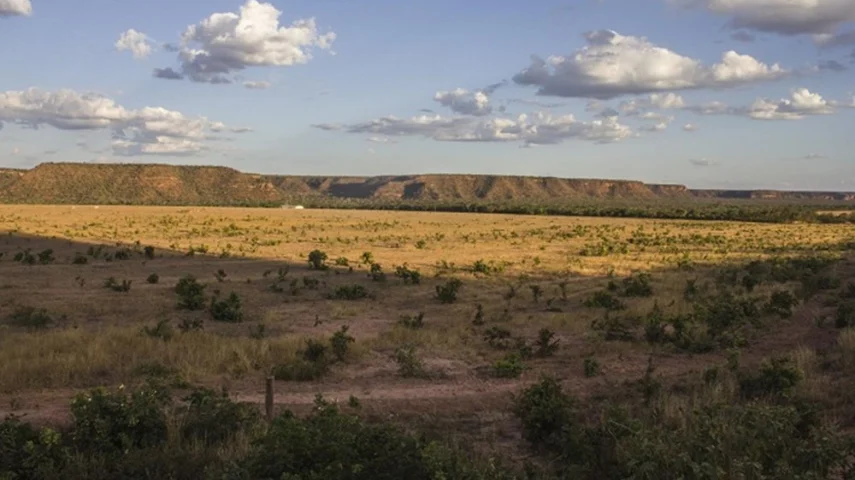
left=1, top=204, right=854, bottom=461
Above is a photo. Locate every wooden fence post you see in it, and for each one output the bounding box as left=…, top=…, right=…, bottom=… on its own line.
left=265, top=376, right=274, bottom=423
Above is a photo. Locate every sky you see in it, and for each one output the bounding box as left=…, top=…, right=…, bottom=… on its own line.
left=1, top=0, right=854, bottom=190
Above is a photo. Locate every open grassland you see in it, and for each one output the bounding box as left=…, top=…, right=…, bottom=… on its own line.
left=1, top=205, right=855, bottom=478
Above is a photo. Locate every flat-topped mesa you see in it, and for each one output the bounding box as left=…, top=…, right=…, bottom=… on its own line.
left=0, top=162, right=852, bottom=205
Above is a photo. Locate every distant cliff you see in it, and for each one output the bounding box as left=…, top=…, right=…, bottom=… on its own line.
left=0, top=162, right=852, bottom=205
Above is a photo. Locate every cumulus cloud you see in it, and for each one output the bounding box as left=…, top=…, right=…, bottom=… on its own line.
left=620, top=93, right=686, bottom=115
left=683, top=123, right=698, bottom=131
left=700, top=0, right=855, bottom=37
left=0, top=88, right=232, bottom=156
left=687, top=87, right=837, bottom=120
left=116, top=29, right=154, bottom=59
left=243, top=80, right=271, bottom=89
left=0, top=0, right=31, bottom=17
left=152, top=67, right=183, bottom=80
left=434, top=88, right=493, bottom=116
left=154, top=0, right=335, bottom=84
left=313, top=111, right=634, bottom=146
left=512, top=30, right=785, bottom=99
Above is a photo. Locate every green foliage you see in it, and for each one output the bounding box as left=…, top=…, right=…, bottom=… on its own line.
left=7, top=305, right=54, bottom=329
left=398, top=312, right=425, bottom=329
left=0, top=417, right=65, bottom=479
left=435, top=278, right=462, bottom=304
left=493, top=353, right=525, bottom=378
left=591, top=314, right=636, bottom=342
left=307, top=249, right=329, bottom=270
left=331, top=284, right=370, bottom=300
left=334, top=256, right=350, bottom=266
left=210, top=292, right=243, bottom=323
left=146, top=273, right=159, bottom=284
left=72, top=253, right=89, bottom=265
left=113, top=248, right=132, bottom=261
left=330, top=325, right=355, bottom=362
left=175, top=275, right=207, bottom=310
left=143, top=319, right=174, bottom=341
left=534, top=328, right=559, bottom=357
left=619, top=273, right=653, bottom=297
left=835, top=301, right=855, bottom=328
left=765, top=289, right=799, bottom=318
left=214, top=269, right=227, bottom=282
left=584, top=291, right=626, bottom=311
left=273, top=339, right=331, bottom=382
left=360, top=251, right=374, bottom=266
left=472, top=303, right=485, bottom=326
left=393, top=346, right=428, bottom=378
left=180, top=387, right=261, bottom=445
left=395, top=264, right=422, bottom=284
left=13, top=249, right=36, bottom=265
left=368, top=262, right=386, bottom=282
left=37, top=249, right=55, bottom=265
left=529, top=285, right=543, bottom=303
left=104, top=276, right=132, bottom=292
left=143, top=245, right=155, bottom=259
left=739, top=356, right=802, bottom=399
left=70, top=384, right=170, bottom=454
left=302, top=276, right=320, bottom=289
left=583, top=357, right=600, bottom=377
left=513, top=377, right=581, bottom=455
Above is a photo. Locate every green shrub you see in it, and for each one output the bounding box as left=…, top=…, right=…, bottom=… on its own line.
left=534, top=328, right=559, bottom=357
left=72, top=253, right=89, bottom=265
left=395, top=264, right=422, bottom=284
left=331, top=284, right=369, bottom=300
left=739, top=356, right=802, bottom=399
left=484, top=326, right=514, bottom=349
left=273, top=339, right=331, bottom=381
left=512, top=376, right=581, bottom=454
left=330, top=325, right=355, bottom=362
left=180, top=388, right=261, bottom=445
left=214, top=269, right=227, bottom=282
left=398, top=312, right=425, bottom=329
left=113, top=248, right=132, bottom=261
left=620, top=273, right=653, bottom=297
left=591, top=314, right=636, bottom=342
left=143, top=319, right=174, bottom=341
left=143, top=245, right=155, bottom=259
left=334, top=257, right=350, bottom=266
left=175, top=275, right=207, bottom=310
left=146, top=273, right=160, bottom=284
left=210, top=292, right=243, bottom=323
left=368, top=263, right=386, bottom=282
left=393, top=346, right=428, bottom=378
left=435, top=278, right=462, bottom=304
left=583, top=357, right=600, bottom=377
left=37, top=249, right=55, bottom=265
left=104, top=277, right=132, bottom=292
left=493, top=353, right=525, bottom=378
left=70, top=384, right=170, bottom=454
left=472, top=303, right=485, bottom=326
left=307, top=249, right=329, bottom=270
left=0, top=417, right=65, bottom=479
left=7, top=306, right=54, bottom=329
left=302, top=276, right=320, bottom=289
left=584, top=291, right=625, bottom=311
left=765, top=289, right=799, bottom=318
left=13, top=249, right=36, bottom=265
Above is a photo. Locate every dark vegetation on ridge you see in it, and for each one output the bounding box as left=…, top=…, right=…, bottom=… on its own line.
left=2, top=162, right=855, bottom=223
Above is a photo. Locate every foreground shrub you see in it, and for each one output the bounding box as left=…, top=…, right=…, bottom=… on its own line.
left=209, top=292, right=243, bottom=323
left=180, top=387, right=261, bottom=445
left=7, top=306, right=55, bottom=329
left=175, top=275, right=206, bottom=310
left=435, top=278, right=462, bottom=304
left=331, top=284, right=369, bottom=300
left=307, top=249, right=329, bottom=270
left=70, top=384, right=170, bottom=454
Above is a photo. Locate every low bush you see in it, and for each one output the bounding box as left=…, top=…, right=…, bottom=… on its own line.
left=435, top=278, right=462, bottom=304
left=210, top=292, right=243, bottom=323
left=175, top=275, right=206, bottom=310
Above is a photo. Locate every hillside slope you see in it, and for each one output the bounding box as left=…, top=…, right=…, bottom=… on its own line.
left=0, top=162, right=853, bottom=205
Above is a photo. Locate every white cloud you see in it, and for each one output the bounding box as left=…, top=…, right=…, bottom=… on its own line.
left=683, top=123, right=698, bottom=131
left=243, top=80, right=271, bottom=89
left=314, top=111, right=634, bottom=146
left=702, top=0, right=855, bottom=37
left=366, top=136, right=395, bottom=143
left=691, top=88, right=836, bottom=120
left=434, top=88, right=493, bottom=116
left=620, top=92, right=686, bottom=114
left=115, top=29, right=153, bottom=59
left=0, top=88, right=232, bottom=156
left=513, top=30, right=786, bottom=99
left=155, top=0, right=335, bottom=84
left=0, top=0, right=30, bottom=17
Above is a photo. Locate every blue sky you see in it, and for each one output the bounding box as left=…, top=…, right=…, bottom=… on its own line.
left=1, top=0, right=854, bottom=190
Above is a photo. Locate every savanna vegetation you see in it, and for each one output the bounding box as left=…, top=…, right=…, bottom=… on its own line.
left=1, top=204, right=854, bottom=479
